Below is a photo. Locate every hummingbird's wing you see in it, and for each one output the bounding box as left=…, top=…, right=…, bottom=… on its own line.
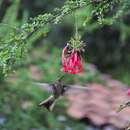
left=64, top=84, right=91, bottom=95
left=32, top=82, right=90, bottom=95
left=32, top=82, right=53, bottom=93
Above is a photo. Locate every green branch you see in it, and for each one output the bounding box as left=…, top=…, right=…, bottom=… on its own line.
left=0, top=0, right=130, bottom=77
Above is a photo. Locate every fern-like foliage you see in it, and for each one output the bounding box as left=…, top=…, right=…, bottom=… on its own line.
left=0, top=0, right=130, bottom=77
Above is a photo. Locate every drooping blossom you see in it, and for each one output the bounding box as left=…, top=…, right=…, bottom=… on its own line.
left=61, top=45, right=82, bottom=74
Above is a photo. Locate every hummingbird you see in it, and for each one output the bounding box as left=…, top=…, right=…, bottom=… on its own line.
left=117, top=101, right=130, bottom=112
left=33, top=76, right=90, bottom=111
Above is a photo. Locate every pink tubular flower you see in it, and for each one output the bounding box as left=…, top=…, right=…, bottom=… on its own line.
left=127, top=89, right=130, bottom=96
left=61, top=46, right=82, bottom=74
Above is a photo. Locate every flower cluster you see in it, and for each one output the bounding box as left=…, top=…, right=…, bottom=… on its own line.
left=61, top=45, right=82, bottom=74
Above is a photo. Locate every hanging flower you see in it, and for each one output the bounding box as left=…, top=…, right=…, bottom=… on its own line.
left=61, top=34, right=86, bottom=75
left=61, top=45, right=83, bottom=74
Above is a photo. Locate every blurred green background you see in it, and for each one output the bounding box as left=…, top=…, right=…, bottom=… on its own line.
left=0, top=0, right=130, bottom=130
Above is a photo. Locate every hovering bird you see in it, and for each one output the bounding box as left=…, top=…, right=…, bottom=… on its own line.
left=117, top=101, right=130, bottom=112
left=33, top=77, right=90, bottom=111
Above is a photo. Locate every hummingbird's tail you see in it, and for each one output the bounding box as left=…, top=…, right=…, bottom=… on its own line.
left=39, top=95, right=56, bottom=111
